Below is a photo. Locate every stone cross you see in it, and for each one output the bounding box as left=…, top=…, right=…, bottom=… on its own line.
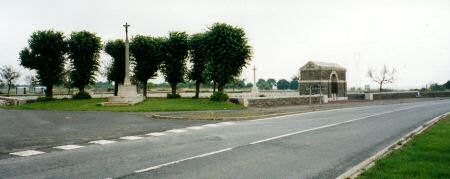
left=251, top=66, right=259, bottom=95
left=252, top=66, right=256, bottom=86
left=123, top=22, right=131, bottom=85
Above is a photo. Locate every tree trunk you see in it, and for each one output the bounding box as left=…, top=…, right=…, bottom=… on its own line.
left=114, top=81, right=119, bottom=96
left=218, top=84, right=225, bottom=93
left=46, top=84, right=53, bottom=98
left=213, top=82, right=217, bottom=93
left=143, top=81, right=148, bottom=97
left=7, top=84, right=11, bottom=97
left=170, top=83, right=177, bottom=95
left=194, top=81, right=201, bottom=99
left=379, top=83, right=383, bottom=92
left=79, top=86, right=84, bottom=93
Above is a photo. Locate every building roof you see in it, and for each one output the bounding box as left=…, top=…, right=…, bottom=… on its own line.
left=300, top=61, right=346, bottom=71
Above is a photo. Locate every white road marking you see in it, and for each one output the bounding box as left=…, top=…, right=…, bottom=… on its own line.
left=146, top=132, right=166, bottom=136
left=250, top=103, right=433, bottom=145
left=88, top=140, right=116, bottom=145
left=53, top=145, right=84, bottom=150
left=186, top=126, right=205, bottom=130
left=10, top=150, right=45, bottom=157
left=135, top=148, right=233, bottom=173
left=167, top=129, right=187, bottom=133
left=203, top=124, right=220, bottom=127
left=120, top=136, right=144, bottom=140
left=218, top=122, right=235, bottom=125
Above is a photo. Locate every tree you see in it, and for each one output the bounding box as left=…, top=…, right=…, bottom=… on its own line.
left=204, top=23, right=252, bottom=93
left=188, top=33, right=208, bottom=98
left=257, top=79, right=271, bottom=90
left=130, top=35, right=165, bottom=97
left=67, top=31, right=102, bottom=95
left=290, top=76, right=299, bottom=90
left=19, top=30, right=67, bottom=98
left=162, top=32, right=189, bottom=96
left=105, top=40, right=125, bottom=96
left=444, top=80, right=450, bottom=90
left=0, top=65, right=20, bottom=96
left=267, top=78, right=276, bottom=89
left=277, top=79, right=290, bottom=90
left=430, top=83, right=445, bottom=91
left=367, top=65, right=397, bottom=92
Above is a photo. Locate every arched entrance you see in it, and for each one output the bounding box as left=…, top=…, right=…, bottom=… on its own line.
left=330, top=73, right=338, bottom=99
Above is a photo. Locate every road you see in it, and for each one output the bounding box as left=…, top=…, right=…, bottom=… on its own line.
left=1, top=99, right=449, bottom=178
left=0, top=109, right=212, bottom=157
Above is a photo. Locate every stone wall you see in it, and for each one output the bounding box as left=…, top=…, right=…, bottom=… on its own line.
left=237, top=96, right=322, bottom=107
left=419, top=91, right=450, bottom=98
left=372, top=91, right=419, bottom=100
left=0, top=96, right=27, bottom=106
left=347, top=93, right=365, bottom=100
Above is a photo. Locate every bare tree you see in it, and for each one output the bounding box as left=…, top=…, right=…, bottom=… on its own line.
left=0, top=65, right=21, bottom=96
left=367, top=65, right=396, bottom=92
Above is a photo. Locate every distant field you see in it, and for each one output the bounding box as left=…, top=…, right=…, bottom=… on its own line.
left=358, top=115, right=450, bottom=179
left=2, top=98, right=245, bottom=112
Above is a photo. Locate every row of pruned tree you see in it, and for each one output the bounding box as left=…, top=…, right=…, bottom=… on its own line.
left=20, top=30, right=102, bottom=98
left=256, top=77, right=299, bottom=90
left=19, top=23, right=252, bottom=99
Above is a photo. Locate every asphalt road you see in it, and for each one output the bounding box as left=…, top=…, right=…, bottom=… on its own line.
left=0, top=109, right=213, bottom=156
left=1, top=99, right=449, bottom=179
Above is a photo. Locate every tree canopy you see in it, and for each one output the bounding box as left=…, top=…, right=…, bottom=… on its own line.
left=130, top=35, right=166, bottom=97
left=188, top=33, right=209, bottom=98
left=204, top=23, right=252, bottom=93
left=105, top=39, right=125, bottom=96
left=162, top=31, right=189, bottom=96
left=257, top=79, right=272, bottom=90
left=290, top=76, right=299, bottom=90
left=19, top=30, right=67, bottom=97
left=67, top=31, right=102, bottom=93
left=277, top=79, right=290, bottom=90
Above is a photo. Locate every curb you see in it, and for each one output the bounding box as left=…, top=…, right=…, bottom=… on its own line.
left=336, top=112, right=450, bottom=179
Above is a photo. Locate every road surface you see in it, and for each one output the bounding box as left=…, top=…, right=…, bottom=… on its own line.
left=1, top=99, right=449, bottom=178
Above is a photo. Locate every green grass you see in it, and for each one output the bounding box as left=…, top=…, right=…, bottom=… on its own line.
left=358, top=115, right=450, bottom=179
left=2, top=98, right=245, bottom=112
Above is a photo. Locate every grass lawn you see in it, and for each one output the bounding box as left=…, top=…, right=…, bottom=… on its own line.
left=358, top=115, right=450, bottom=179
left=2, top=98, right=245, bottom=112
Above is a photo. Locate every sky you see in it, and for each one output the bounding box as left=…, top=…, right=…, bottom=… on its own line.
left=1, top=0, right=449, bottom=89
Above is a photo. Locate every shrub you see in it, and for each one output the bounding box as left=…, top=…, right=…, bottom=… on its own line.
left=229, top=98, right=240, bottom=104
left=259, top=94, right=266, bottom=97
left=167, top=93, right=181, bottom=99
left=72, top=91, right=92, bottom=99
left=36, top=96, right=55, bottom=102
left=210, top=92, right=229, bottom=102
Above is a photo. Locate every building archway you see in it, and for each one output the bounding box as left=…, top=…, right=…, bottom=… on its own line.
left=331, top=74, right=338, bottom=94
left=329, top=71, right=338, bottom=99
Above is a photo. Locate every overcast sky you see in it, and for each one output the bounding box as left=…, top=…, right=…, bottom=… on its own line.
left=1, top=0, right=449, bottom=89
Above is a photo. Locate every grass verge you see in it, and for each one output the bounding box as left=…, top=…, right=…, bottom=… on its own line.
left=358, top=115, right=450, bottom=179
left=2, top=98, right=245, bottom=112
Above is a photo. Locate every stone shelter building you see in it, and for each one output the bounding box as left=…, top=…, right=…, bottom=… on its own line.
left=299, top=61, right=347, bottom=100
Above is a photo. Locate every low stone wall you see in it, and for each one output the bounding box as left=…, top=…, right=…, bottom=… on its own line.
left=347, top=93, right=365, bottom=100
left=237, top=95, right=322, bottom=107
left=372, top=91, right=419, bottom=100
left=0, top=96, right=27, bottom=106
left=420, top=91, right=450, bottom=98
